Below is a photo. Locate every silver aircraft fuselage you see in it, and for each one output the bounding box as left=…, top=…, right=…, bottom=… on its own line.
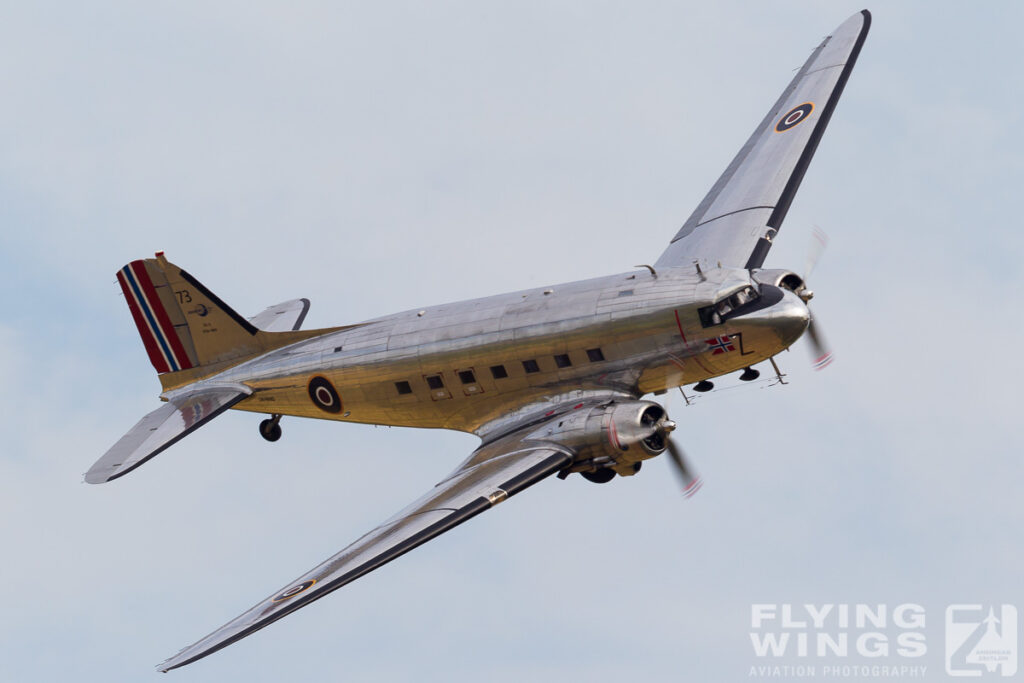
left=219, top=265, right=810, bottom=436
left=126, top=11, right=871, bottom=670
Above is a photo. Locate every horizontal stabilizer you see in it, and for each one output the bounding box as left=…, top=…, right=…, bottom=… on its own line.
left=85, top=385, right=250, bottom=484
left=248, top=298, right=310, bottom=332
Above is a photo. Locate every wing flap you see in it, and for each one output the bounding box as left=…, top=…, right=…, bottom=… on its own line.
left=157, top=443, right=571, bottom=671
left=85, top=385, right=250, bottom=484
left=656, top=10, right=870, bottom=269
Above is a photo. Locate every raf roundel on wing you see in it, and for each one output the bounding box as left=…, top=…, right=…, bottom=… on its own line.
left=272, top=580, right=316, bottom=603
left=775, top=102, right=814, bottom=132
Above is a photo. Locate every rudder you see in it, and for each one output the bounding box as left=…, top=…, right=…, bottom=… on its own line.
left=117, top=255, right=203, bottom=374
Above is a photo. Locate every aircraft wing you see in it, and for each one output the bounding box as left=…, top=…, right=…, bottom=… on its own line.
left=85, top=384, right=251, bottom=484
left=655, top=10, right=870, bottom=271
left=248, top=298, right=310, bottom=332
left=157, top=432, right=573, bottom=671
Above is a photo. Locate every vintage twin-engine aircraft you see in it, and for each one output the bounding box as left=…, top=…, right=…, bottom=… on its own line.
left=86, top=10, right=870, bottom=671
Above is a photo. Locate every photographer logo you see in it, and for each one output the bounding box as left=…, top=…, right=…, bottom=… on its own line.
left=945, top=605, right=1017, bottom=677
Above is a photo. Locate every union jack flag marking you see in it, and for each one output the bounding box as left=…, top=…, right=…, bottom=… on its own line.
left=705, top=335, right=736, bottom=355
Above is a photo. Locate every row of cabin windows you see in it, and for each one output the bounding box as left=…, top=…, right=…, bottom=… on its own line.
left=393, top=347, right=606, bottom=396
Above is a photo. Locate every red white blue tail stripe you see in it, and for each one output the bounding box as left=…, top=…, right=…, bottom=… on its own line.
left=117, top=261, right=193, bottom=374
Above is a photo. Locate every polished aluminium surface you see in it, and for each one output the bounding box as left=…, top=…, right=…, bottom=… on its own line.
left=160, top=439, right=574, bottom=670
left=220, top=265, right=809, bottom=432
left=153, top=265, right=811, bottom=670
left=85, top=10, right=870, bottom=672
left=656, top=10, right=870, bottom=271
left=84, top=384, right=250, bottom=484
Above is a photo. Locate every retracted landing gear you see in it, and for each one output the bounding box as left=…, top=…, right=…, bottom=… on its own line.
left=259, top=414, right=282, bottom=442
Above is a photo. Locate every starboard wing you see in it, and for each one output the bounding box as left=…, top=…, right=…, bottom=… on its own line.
left=655, top=10, right=870, bottom=271
left=157, top=435, right=573, bottom=671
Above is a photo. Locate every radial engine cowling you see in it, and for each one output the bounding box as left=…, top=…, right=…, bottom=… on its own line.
left=751, top=268, right=808, bottom=299
left=527, top=400, right=674, bottom=477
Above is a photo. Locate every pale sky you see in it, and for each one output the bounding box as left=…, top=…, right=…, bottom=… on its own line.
left=2, top=2, right=1022, bottom=681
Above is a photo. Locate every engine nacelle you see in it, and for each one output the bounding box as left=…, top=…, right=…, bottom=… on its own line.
left=751, top=268, right=809, bottom=298
left=526, top=400, right=672, bottom=477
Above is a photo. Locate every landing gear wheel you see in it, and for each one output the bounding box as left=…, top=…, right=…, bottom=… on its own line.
left=581, top=467, right=616, bottom=484
left=693, top=380, right=714, bottom=393
left=259, top=415, right=282, bottom=442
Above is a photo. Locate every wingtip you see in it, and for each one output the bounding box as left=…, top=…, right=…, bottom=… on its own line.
left=156, top=653, right=184, bottom=673
left=84, top=462, right=124, bottom=484
left=83, top=470, right=111, bottom=484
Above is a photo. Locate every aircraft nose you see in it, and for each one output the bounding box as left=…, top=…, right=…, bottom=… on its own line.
left=742, top=286, right=810, bottom=347
left=771, top=288, right=811, bottom=346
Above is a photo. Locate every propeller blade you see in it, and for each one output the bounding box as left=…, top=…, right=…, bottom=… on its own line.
left=666, top=439, right=702, bottom=499
left=806, top=308, right=834, bottom=371
left=804, top=225, right=829, bottom=280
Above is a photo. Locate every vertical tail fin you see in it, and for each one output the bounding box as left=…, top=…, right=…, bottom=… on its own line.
left=117, top=252, right=347, bottom=390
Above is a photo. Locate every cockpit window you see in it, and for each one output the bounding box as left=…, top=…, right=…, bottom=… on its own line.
left=698, top=285, right=760, bottom=327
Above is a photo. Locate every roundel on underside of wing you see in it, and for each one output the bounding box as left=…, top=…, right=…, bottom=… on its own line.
left=308, top=376, right=342, bottom=413
left=775, top=102, right=814, bottom=132
left=272, top=579, right=316, bottom=603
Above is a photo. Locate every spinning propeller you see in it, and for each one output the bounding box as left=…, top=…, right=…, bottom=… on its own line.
left=666, top=439, right=703, bottom=499
left=801, top=226, right=834, bottom=371
left=649, top=408, right=703, bottom=499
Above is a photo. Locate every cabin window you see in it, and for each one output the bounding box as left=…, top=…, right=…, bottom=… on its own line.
left=554, top=354, right=572, bottom=368
left=522, top=359, right=540, bottom=374
left=586, top=348, right=605, bottom=362
left=394, top=381, right=412, bottom=395
left=425, top=374, right=445, bottom=390
left=618, top=289, right=634, bottom=297
left=458, top=370, right=476, bottom=384
left=490, top=365, right=508, bottom=379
